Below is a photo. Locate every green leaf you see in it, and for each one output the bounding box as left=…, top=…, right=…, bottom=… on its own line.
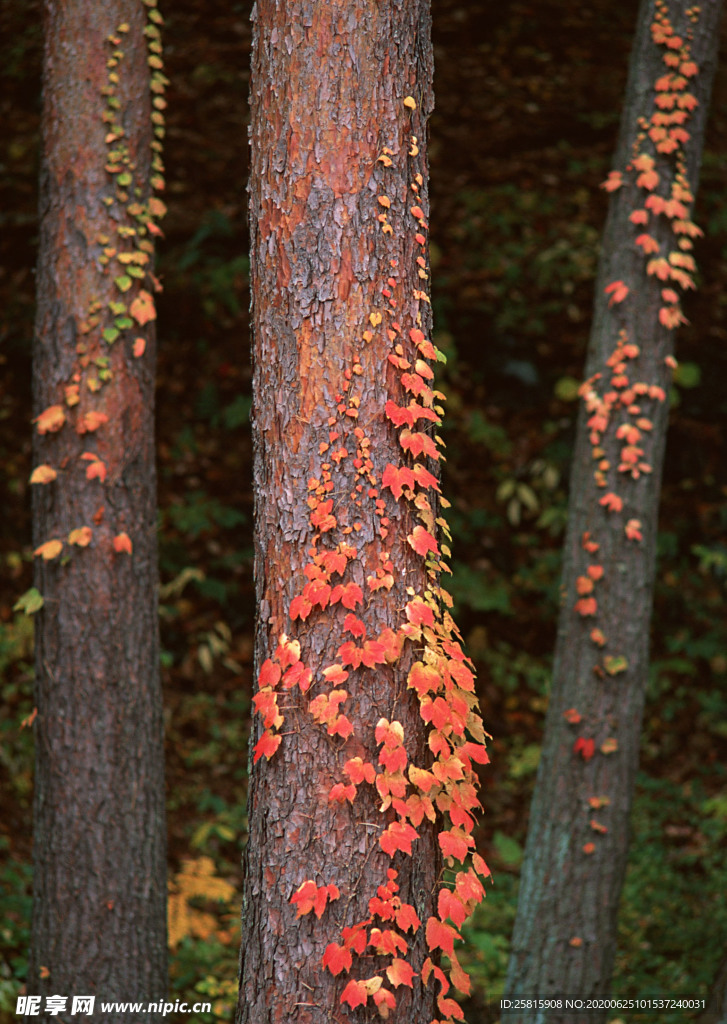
left=673, top=361, right=701, bottom=388
left=103, top=327, right=120, bottom=343
left=604, top=655, right=628, bottom=676
left=114, top=316, right=134, bottom=330
left=493, top=830, right=523, bottom=866
left=13, top=587, right=44, bottom=615
left=115, top=275, right=133, bottom=292
left=554, top=376, right=581, bottom=401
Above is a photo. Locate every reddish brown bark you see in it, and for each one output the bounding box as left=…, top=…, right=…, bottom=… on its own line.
left=505, top=1, right=723, bottom=1019
left=29, top=1, right=167, bottom=1018
left=237, top=1, right=447, bottom=1021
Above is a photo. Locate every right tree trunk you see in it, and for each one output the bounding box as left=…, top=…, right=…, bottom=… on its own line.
left=504, top=1, right=723, bottom=1019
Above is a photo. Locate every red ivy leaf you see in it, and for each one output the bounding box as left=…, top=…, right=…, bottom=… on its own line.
left=322, top=942, right=352, bottom=976
left=380, top=820, right=418, bottom=857
left=573, top=737, right=596, bottom=761
left=425, top=916, right=460, bottom=957
left=259, top=658, right=281, bottom=688
left=408, top=525, right=439, bottom=557
left=253, top=729, right=281, bottom=764
left=340, top=979, right=368, bottom=1010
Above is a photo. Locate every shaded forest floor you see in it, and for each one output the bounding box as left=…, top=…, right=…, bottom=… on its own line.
left=1, top=1, right=727, bottom=1020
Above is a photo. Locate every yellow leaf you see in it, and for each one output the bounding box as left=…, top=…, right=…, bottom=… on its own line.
left=30, top=465, right=58, bottom=485
left=34, top=539, right=63, bottom=561
left=68, top=527, right=92, bottom=547
left=35, top=405, right=65, bottom=434
left=130, top=289, right=156, bottom=325
left=403, top=96, right=416, bottom=110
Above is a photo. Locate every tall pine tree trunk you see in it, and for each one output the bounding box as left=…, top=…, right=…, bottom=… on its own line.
left=29, top=1, right=167, bottom=1018
left=237, top=1, right=489, bottom=1021
left=504, top=1, right=722, bottom=1019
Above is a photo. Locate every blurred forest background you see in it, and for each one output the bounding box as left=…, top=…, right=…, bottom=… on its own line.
left=2, top=1, right=727, bottom=1021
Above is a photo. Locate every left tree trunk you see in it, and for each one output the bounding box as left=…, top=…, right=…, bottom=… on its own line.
left=29, top=2, right=167, bottom=1018
left=504, top=2, right=722, bottom=1020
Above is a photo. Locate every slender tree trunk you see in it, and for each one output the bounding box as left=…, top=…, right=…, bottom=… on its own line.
left=237, top=1, right=489, bottom=1022
left=699, top=954, right=727, bottom=1024
left=29, top=1, right=167, bottom=1019
left=504, top=2, right=722, bottom=1020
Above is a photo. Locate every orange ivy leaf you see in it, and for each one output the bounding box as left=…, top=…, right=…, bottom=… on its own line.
left=563, top=708, right=582, bottom=724
left=635, top=233, right=660, bottom=254
left=68, top=527, right=92, bottom=547
left=599, top=492, right=623, bottom=513
left=130, top=289, right=156, bottom=325
left=574, top=597, right=597, bottom=617
left=252, top=688, right=283, bottom=730
left=35, top=404, right=65, bottom=434
left=369, top=927, right=407, bottom=957
left=382, top=463, right=415, bottom=500
left=386, top=958, right=415, bottom=989
left=328, top=782, right=356, bottom=804
left=289, top=594, right=312, bottom=621
left=259, top=658, right=281, bottom=688
left=636, top=168, right=659, bottom=190
left=341, top=979, right=368, bottom=1009
left=399, top=429, right=439, bottom=461
left=322, top=942, right=352, bottom=976
left=408, top=661, right=441, bottom=696
left=625, top=518, right=643, bottom=542
left=405, top=597, right=435, bottom=628
left=328, top=714, right=354, bottom=739
left=448, top=952, right=472, bottom=996
left=407, top=525, right=439, bottom=557
left=604, top=280, right=629, bottom=306
left=34, top=539, right=63, bottom=561
left=330, top=581, right=363, bottom=610
left=290, top=880, right=340, bottom=919
left=425, top=916, right=460, bottom=957
left=29, top=465, right=58, bottom=485
left=600, top=170, right=623, bottom=192
left=438, top=888, right=468, bottom=928
left=439, top=827, right=474, bottom=863
left=659, top=305, right=687, bottom=329
left=113, top=532, right=132, bottom=554
left=438, top=994, right=466, bottom=1021
left=80, top=453, right=107, bottom=482
left=373, top=987, right=396, bottom=1018
left=395, top=902, right=421, bottom=933
left=646, top=257, right=671, bottom=281
left=133, top=337, right=146, bottom=358
left=379, top=820, right=418, bottom=857
left=79, top=411, right=109, bottom=434
left=344, top=758, right=376, bottom=785
left=252, top=729, right=280, bottom=763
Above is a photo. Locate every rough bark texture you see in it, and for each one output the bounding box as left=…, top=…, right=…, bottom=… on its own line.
left=29, top=2, right=167, bottom=1019
left=504, top=2, right=722, bottom=1020
left=237, top=1, right=442, bottom=1021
